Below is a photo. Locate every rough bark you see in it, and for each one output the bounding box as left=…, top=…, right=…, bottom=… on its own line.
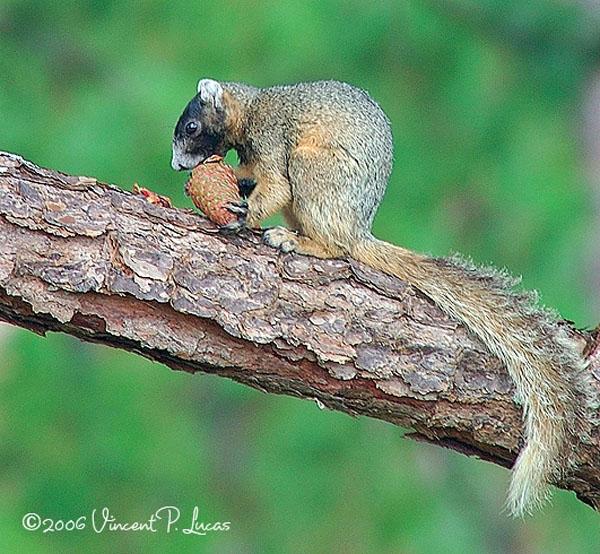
left=0, top=151, right=599, bottom=510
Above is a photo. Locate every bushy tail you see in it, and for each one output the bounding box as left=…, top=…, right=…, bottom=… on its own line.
left=351, top=237, right=585, bottom=516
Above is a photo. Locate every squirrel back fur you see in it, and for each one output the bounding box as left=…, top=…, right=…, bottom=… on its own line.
left=172, top=78, right=590, bottom=516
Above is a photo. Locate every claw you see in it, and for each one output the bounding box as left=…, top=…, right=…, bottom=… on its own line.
left=226, top=200, right=248, bottom=216
left=221, top=200, right=248, bottom=234
left=221, top=220, right=245, bottom=234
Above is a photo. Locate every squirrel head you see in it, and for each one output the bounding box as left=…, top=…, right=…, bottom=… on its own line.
left=171, top=79, right=228, bottom=171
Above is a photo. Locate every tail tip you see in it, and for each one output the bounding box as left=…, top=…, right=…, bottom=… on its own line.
left=506, top=453, right=552, bottom=518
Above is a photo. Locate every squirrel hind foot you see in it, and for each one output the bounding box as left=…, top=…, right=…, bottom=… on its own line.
left=263, top=227, right=342, bottom=259
left=263, top=226, right=298, bottom=253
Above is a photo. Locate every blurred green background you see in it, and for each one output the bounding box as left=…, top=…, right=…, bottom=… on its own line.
left=1, top=1, right=599, bottom=552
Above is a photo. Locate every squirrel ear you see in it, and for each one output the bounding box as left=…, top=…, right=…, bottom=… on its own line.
left=197, top=79, right=224, bottom=111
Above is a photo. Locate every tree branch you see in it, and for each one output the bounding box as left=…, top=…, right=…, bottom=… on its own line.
left=1, top=151, right=599, bottom=510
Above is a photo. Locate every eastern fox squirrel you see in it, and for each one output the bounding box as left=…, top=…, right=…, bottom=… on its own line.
left=171, top=78, right=590, bottom=516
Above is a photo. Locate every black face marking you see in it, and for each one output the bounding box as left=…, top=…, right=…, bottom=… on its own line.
left=174, top=95, right=202, bottom=139
left=172, top=94, right=228, bottom=167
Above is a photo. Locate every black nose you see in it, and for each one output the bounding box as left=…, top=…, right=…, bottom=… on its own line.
left=178, top=163, right=186, bottom=170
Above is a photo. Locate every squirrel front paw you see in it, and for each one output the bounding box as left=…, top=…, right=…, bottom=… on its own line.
left=263, top=226, right=298, bottom=253
left=221, top=200, right=249, bottom=233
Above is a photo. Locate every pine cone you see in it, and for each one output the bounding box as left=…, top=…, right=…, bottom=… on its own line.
left=185, top=155, right=240, bottom=226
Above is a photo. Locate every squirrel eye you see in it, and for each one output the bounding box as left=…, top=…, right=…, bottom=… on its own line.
left=185, top=121, right=198, bottom=135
